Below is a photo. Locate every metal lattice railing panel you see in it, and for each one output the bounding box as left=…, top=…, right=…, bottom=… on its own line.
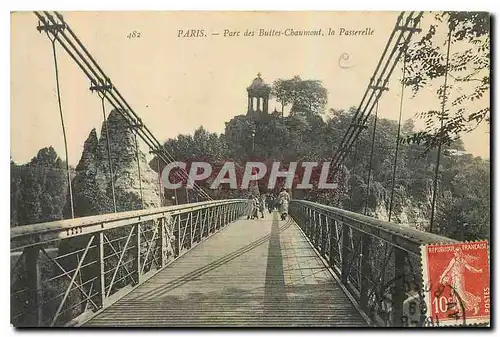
left=289, top=199, right=456, bottom=327
left=10, top=199, right=246, bottom=327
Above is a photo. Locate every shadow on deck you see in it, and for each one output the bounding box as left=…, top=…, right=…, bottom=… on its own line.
left=85, top=212, right=368, bottom=327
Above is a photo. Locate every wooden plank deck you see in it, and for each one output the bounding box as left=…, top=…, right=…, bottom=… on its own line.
left=85, top=211, right=368, bottom=327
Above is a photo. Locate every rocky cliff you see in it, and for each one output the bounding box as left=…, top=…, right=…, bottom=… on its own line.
left=72, top=109, right=161, bottom=216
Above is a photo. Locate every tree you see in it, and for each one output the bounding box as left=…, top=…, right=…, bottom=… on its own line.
left=290, top=79, right=328, bottom=115
left=404, top=11, right=490, bottom=151
left=11, top=159, right=22, bottom=226
left=11, top=147, right=69, bottom=226
left=435, top=155, right=490, bottom=240
left=271, top=76, right=328, bottom=117
left=271, top=77, right=299, bottom=116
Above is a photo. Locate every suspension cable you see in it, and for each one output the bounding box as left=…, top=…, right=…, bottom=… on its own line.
left=157, top=159, right=163, bottom=206
left=49, top=35, right=75, bottom=219
left=363, top=99, right=379, bottom=215
left=333, top=12, right=405, bottom=163
left=388, top=51, right=407, bottom=222
left=348, top=139, right=360, bottom=210
left=330, top=13, right=423, bottom=177
left=134, top=132, right=144, bottom=209
left=100, top=96, right=117, bottom=212
left=35, top=11, right=213, bottom=202
left=429, top=25, right=453, bottom=233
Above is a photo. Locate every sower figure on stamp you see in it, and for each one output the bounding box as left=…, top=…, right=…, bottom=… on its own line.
left=278, top=188, right=291, bottom=221
left=439, top=248, right=483, bottom=316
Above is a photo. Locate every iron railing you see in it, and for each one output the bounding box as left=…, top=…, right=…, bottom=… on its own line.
left=10, top=199, right=246, bottom=327
left=289, top=199, right=457, bottom=327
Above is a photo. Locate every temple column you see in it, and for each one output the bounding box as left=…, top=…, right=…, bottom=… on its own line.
left=247, top=95, right=252, bottom=113
left=263, top=95, right=269, bottom=114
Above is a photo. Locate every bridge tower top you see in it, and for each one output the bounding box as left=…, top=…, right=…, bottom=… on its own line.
left=247, top=73, right=271, bottom=116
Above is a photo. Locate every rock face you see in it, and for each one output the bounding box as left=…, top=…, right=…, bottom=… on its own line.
left=72, top=109, right=161, bottom=216
left=56, top=110, right=163, bottom=323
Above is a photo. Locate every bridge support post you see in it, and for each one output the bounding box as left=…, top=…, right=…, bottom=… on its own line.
left=392, top=249, right=406, bottom=326
left=159, top=217, right=167, bottom=267
left=207, top=209, right=212, bottom=234
left=215, top=206, right=221, bottom=230
left=187, top=213, right=192, bottom=249
left=329, top=219, right=336, bottom=268
left=320, top=215, right=325, bottom=253
left=306, top=208, right=312, bottom=237
left=200, top=209, right=205, bottom=240
left=98, top=232, right=106, bottom=307
left=135, top=223, right=141, bottom=284
left=191, top=212, right=198, bottom=247
left=313, top=211, right=318, bottom=246
left=359, top=233, right=371, bottom=311
left=24, top=246, right=42, bottom=326
left=303, top=206, right=308, bottom=233
left=223, top=206, right=228, bottom=226
left=341, top=224, right=350, bottom=284
left=313, top=211, right=319, bottom=245
left=208, top=208, right=213, bottom=233
left=213, top=207, right=217, bottom=231
left=176, top=217, right=181, bottom=256
left=219, top=206, right=223, bottom=228
left=321, top=215, right=327, bottom=257
left=318, top=214, right=324, bottom=255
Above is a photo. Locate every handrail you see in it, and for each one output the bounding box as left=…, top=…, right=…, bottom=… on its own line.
left=289, top=199, right=457, bottom=327
left=11, top=199, right=246, bottom=251
left=11, top=199, right=247, bottom=327
left=294, top=200, right=457, bottom=254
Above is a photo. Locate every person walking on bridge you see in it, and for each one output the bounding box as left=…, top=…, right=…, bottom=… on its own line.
left=266, top=194, right=275, bottom=213
left=278, top=188, right=291, bottom=221
left=259, top=194, right=266, bottom=218
left=246, top=195, right=258, bottom=220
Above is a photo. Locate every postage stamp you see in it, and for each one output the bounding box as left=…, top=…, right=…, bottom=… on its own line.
left=421, top=240, right=490, bottom=326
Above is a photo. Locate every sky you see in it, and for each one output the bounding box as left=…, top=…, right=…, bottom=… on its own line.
left=10, top=11, right=490, bottom=166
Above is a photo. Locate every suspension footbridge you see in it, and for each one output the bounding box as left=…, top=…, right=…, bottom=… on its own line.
left=11, top=11, right=468, bottom=327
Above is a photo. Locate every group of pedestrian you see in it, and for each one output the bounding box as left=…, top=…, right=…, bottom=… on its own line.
left=245, top=188, right=291, bottom=221
left=245, top=194, right=265, bottom=220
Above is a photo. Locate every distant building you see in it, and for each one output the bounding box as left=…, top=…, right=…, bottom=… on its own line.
left=247, top=73, right=271, bottom=117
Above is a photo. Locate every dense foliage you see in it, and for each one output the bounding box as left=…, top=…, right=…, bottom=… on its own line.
left=11, top=12, right=490, bottom=241
left=11, top=115, right=490, bottom=241
left=153, top=102, right=490, bottom=241
left=404, top=11, right=490, bottom=151
left=10, top=147, right=70, bottom=226
left=271, top=76, right=328, bottom=116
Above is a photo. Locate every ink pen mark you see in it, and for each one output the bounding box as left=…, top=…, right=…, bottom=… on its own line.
left=339, top=52, right=354, bottom=69
left=434, top=283, right=446, bottom=297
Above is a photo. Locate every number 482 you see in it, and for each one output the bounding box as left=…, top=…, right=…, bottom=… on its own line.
left=127, top=30, right=141, bottom=39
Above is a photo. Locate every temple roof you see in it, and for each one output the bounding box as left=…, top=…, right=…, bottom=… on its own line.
left=247, top=73, right=270, bottom=91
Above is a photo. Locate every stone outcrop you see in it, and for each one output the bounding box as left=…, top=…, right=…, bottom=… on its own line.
left=72, top=109, right=161, bottom=216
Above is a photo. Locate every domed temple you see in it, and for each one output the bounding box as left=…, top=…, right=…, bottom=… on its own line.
left=247, top=73, right=271, bottom=116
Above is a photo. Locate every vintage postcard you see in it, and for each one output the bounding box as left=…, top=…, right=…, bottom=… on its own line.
left=10, top=11, right=490, bottom=327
